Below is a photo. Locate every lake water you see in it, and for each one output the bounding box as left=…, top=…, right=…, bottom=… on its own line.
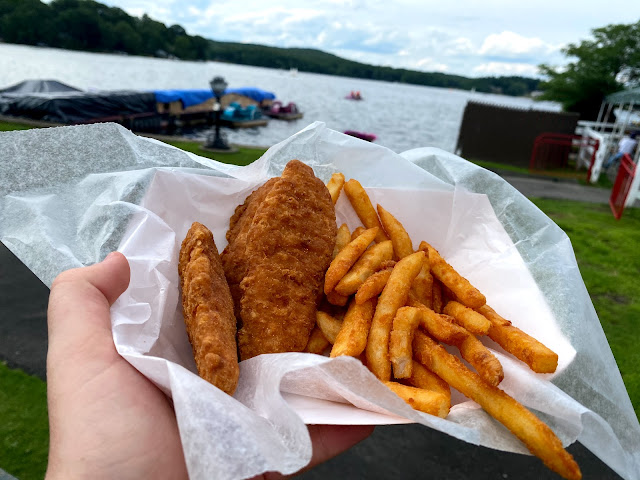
left=0, top=43, right=561, bottom=153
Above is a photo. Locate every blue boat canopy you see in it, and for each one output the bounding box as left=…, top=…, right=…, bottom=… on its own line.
left=153, top=87, right=276, bottom=108
left=153, top=89, right=213, bottom=108
left=226, top=87, right=276, bottom=103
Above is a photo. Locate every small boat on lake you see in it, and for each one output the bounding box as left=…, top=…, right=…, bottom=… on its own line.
left=220, top=101, right=268, bottom=128
left=262, top=101, right=303, bottom=121
left=0, top=79, right=160, bottom=130
left=344, top=130, right=376, bottom=142
left=345, top=91, right=363, bottom=100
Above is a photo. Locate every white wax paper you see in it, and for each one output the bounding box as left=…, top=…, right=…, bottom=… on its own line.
left=0, top=121, right=639, bottom=480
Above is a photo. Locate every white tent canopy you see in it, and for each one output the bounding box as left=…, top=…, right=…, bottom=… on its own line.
left=605, top=86, right=640, bottom=105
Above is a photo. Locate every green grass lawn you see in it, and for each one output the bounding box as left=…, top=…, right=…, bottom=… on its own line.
left=1, top=120, right=639, bottom=478
left=472, top=159, right=614, bottom=189
left=163, top=139, right=267, bottom=166
left=0, top=121, right=34, bottom=132
left=530, top=198, right=640, bottom=420
left=472, top=159, right=532, bottom=175
left=0, top=362, right=48, bottom=480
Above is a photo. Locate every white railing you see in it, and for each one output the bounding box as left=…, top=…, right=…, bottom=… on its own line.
left=576, top=120, right=617, bottom=136
left=578, top=127, right=612, bottom=183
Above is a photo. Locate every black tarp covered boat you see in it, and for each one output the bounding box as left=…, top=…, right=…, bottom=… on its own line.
left=0, top=79, right=160, bottom=131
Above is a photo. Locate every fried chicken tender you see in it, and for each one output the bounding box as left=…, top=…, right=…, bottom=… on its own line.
left=221, top=178, right=278, bottom=316
left=179, top=222, right=239, bottom=395
left=238, top=160, right=337, bottom=359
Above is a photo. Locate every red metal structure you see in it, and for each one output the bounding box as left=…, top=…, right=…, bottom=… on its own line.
left=530, top=133, right=599, bottom=177
left=609, top=153, right=636, bottom=220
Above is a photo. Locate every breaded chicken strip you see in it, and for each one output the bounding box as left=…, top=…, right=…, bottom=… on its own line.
left=238, top=160, right=337, bottom=359
left=221, top=178, right=278, bottom=317
left=179, top=222, right=239, bottom=395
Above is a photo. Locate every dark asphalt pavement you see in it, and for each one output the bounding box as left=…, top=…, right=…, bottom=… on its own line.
left=0, top=175, right=627, bottom=479
left=502, top=175, right=612, bottom=204
left=500, top=171, right=640, bottom=208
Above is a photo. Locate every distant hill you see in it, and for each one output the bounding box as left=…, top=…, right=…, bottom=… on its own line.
left=0, top=0, right=539, bottom=96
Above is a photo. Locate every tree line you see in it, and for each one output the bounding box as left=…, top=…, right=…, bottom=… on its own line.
left=0, top=0, right=538, bottom=97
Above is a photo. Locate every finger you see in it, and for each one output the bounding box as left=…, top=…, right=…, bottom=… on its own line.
left=55, top=251, right=130, bottom=306
left=47, top=252, right=130, bottom=359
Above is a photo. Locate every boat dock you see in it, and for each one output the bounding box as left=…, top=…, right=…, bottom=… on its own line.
left=0, top=80, right=285, bottom=134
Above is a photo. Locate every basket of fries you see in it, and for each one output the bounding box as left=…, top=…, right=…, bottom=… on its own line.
left=1, top=121, right=638, bottom=480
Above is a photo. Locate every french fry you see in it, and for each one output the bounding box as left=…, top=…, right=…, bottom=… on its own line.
left=324, top=227, right=378, bottom=294
left=331, top=298, right=376, bottom=358
left=383, top=381, right=450, bottom=418
left=377, top=204, right=414, bottom=259
left=477, top=305, right=558, bottom=374
left=315, top=311, right=343, bottom=344
left=457, top=334, right=504, bottom=386
left=419, top=241, right=486, bottom=309
left=351, top=226, right=366, bottom=240
left=332, top=223, right=351, bottom=260
left=413, top=331, right=580, bottom=480
left=325, top=290, right=349, bottom=306
left=411, top=254, right=433, bottom=309
left=335, top=240, right=394, bottom=295
left=408, top=295, right=503, bottom=385
left=407, top=294, right=468, bottom=344
left=441, top=283, right=456, bottom=306
left=432, top=279, right=443, bottom=313
left=377, top=259, right=396, bottom=271
left=343, top=179, right=389, bottom=243
left=326, top=172, right=345, bottom=204
left=354, top=267, right=393, bottom=304
left=443, top=301, right=491, bottom=335
left=304, top=326, right=330, bottom=354
left=389, top=306, right=422, bottom=378
left=366, top=251, right=424, bottom=381
left=328, top=226, right=353, bottom=305
left=406, top=360, right=451, bottom=403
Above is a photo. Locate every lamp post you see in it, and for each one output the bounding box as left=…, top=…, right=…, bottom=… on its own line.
left=206, top=76, right=231, bottom=150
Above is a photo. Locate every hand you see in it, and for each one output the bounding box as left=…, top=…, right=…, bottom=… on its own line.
left=46, top=252, right=187, bottom=480
left=46, top=252, right=373, bottom=480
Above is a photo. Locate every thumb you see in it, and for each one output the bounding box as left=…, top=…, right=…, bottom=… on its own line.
left=47, top=252, right=130, bottom=356
left=60, top=251, right=130, bottom=305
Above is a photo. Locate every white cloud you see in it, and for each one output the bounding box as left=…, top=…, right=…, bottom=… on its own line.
left=472, top=62, right=539, bottom=76
left=415, top=58, right=449, bottom=72
left=478, top=31, right=559, bottom=58
left=444, top=37, right=476, bottom=56
left=110, top=1, right=176, bottom=24
left=82, top=0, right=640, bottom=77
left=123, top=7, right=145, bottom=17
left=202, top=6, right=324, bottom=27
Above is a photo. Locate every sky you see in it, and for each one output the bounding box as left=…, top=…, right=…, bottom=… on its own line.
left=94, top=0, right=640, bottom=78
